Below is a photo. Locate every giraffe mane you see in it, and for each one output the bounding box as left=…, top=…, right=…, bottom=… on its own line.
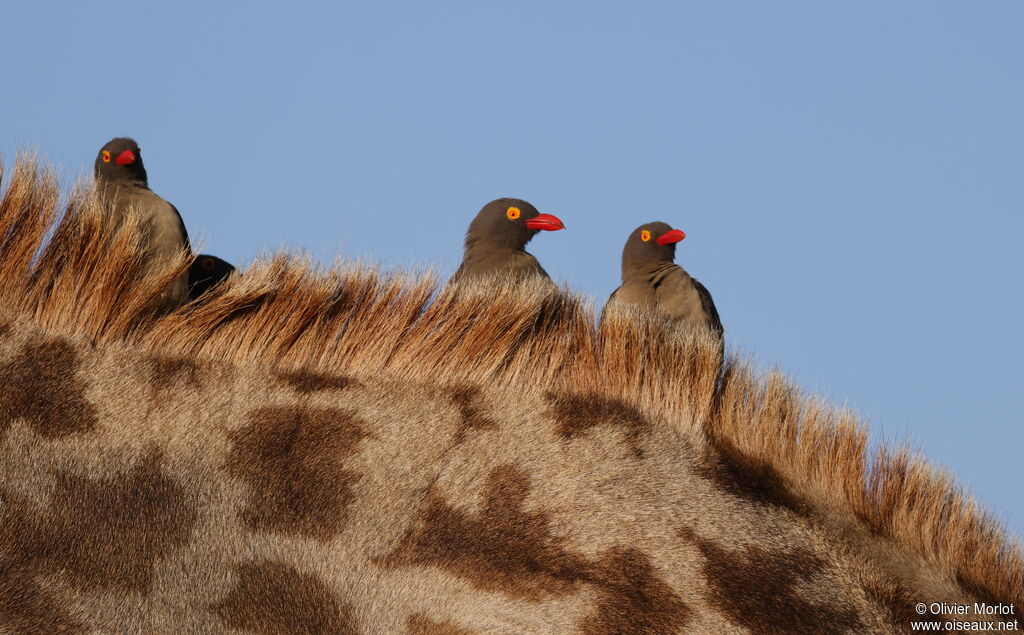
left=1, top=153, right=1021, bottom=609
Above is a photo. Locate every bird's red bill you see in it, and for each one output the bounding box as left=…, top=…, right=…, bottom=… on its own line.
left=524, top=213, right=565, bottom=231
left=115, top=150, right=136, bottom=166
left=656, top=229, right=685, bottom=245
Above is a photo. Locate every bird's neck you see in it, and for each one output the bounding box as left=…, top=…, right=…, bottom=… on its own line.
left=622, top=259, right=676, bottom=282
left=463, top=237, right=527, bottom=258
left=98, top=178, right=150, bottom=195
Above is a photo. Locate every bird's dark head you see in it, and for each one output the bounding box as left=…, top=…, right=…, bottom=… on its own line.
left=621, top=221, right=685, bottom=270
left=464, top=198, right=565, bottom=251
left=94, top=137, right=148, bottom=185
left=188, top=254, right=236, bottom=301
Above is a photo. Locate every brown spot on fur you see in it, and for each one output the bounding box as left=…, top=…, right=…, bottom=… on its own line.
left=0, top=561, right=86, bottom=634
left=955, top=571, right=1017, bottom=622
left=225, top=406, right=369, bottom=540
left=149, top=355, right=200, bottom=395
left=0, top=491, right=86, bottom=634
left=31, top=450, right=197, bottom=594
left=693, top=437, right=811, bottom=517
left=0, top=337, right=97, bottom=439
left=680, top=526, right=862, bottom=634
left=580, top=546, right=692, bottom=634
left=384, top=465, right=590, bottom=600
left=278, top=369, right=359, bottom=393
left=862, top=578, right=942, bottom=633
left=0, top=452, right=195, bottom=627
left=449, top=386, right=497, bottom=443
left=407, top=613, right=478, bottom=635
left=545, top=392, right=651, bottom=458
left=213, top=560, right=355, bottom=634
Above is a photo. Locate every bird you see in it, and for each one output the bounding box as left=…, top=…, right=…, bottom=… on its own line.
left=188, top=254, right=235, bottom=301
left=94, top=137, right=191, bottom=310
left=449, top=198, right=565, bottom=287
left=603, top=221, right=723, bottom=340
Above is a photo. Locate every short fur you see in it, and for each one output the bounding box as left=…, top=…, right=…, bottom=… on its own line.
left=0, top=157, right=1021, bottom=633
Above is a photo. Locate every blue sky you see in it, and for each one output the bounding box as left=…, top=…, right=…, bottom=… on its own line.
left=3, top=2, right=1021, bottom=535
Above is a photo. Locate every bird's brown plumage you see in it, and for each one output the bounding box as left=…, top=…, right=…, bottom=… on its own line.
left=449, top=198, right=564, bottom=288
left=94, top=137, right=191, bottom=311
left=603, top=221, right=723, bottom=337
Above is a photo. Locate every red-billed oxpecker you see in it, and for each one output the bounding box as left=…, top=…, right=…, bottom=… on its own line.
left=188, top=254, right=236, bottom=301
left=94, top=137, right=191, bottom=310
left=603, top=222, right=723, bottom=341
left=449, top=198, right=565, bottom=287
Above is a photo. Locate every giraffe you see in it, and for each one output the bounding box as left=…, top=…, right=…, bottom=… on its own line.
left=0, top=156, right=1021, bottom=634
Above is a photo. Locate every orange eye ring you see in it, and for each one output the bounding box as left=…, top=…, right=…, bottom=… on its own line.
left=640, top=230, right=652, bottom=242
left=201, top=258, right=216, bottom=271
left=506, top=206, right=521, bottom=220
left=101, top=150, right=111, bottom=163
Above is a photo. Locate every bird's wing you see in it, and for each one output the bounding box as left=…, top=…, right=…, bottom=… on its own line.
left=599, top=286, right=622, bottom=326
left=692, top=277, right=723, bottom=334
left=135, top=188, right=190, bottom=256
left=168, top=202, right=190, bottom=249
left=447, top=259, right=469, bottom=287
left=654, top=265, right=720, bottom=332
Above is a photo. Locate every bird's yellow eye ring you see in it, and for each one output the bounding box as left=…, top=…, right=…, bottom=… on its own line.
left=640, top=230, right=652, bottom=242
left=201, top=258, right=216, bottom=271
left=506, top=206, right=521, bottom=220
left=101, top=150, right=111, bottom=163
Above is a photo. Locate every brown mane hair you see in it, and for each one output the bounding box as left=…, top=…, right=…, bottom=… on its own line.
left=1, top=155, right=1021, bottom=608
